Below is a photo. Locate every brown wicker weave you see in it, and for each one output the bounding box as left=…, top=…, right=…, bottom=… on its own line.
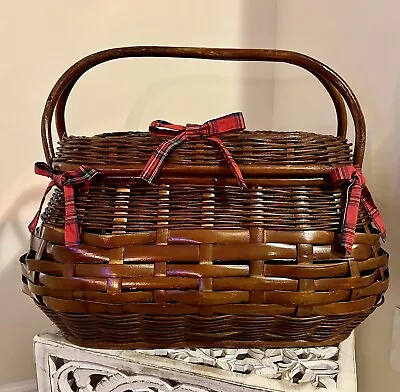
left=21, top=47, right=388, bottom=349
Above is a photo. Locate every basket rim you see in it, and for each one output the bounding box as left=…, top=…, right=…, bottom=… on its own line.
left=64, top=129, right=353, bottom=141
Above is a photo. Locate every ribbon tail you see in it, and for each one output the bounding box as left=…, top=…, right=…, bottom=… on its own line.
left=28, top=182, right=54, bottom=234
left=341, top=180, right=362, bottom=254
left=63, top=185, right=80, bottom=247
left=34, top=162, right=54, bottom=177
left=139, top=133, right=186, bottom=184
left=209, top=136, right=247, bottom=190
left=28, top=210, right=42, bottom=235
left=204, top=112, right=246, bottom=136
left=361, top=187, right=386, bottom=240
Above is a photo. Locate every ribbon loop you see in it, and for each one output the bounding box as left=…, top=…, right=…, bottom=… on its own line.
left=140, top=112, right=247, bottom=189
left=29, top=162, right=100, bottom=247
left=331, top=166, right=386, bottom=253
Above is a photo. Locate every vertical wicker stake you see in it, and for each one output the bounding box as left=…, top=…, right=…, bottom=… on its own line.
left=109, top=187, right=129, bottom=296
left=198, top=243, right=214, bottom=316
left=154, top=186, right=170, bottom=305
left=295, top=244, right=315, bottom=317
left=157, top=185, right=170, bottom=229
left=112, top=187, right=130, bottom=234
left=32, top=234, right=48, bottom=304
left=198, top=185, right=215, bottom=316
left=364, top=224, right=387, bottom=284
left=249, top=186, right=265, bottom=304
left=201, top=186, right=215, bottom=227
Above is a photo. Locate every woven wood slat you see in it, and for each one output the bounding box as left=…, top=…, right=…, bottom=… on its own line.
left=25, top=254, right=388, bottom=283
left=33, top=225, right=380, bottom=248
left=34, top=295, right=381, bottom=318
left=25, top=254, right=388, bottom=281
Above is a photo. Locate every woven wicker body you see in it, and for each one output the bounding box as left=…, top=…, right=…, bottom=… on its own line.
left=21, top=47, right=388, bottom=349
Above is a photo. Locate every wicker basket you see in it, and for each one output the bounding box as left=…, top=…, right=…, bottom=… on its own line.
left=21, top=47, right=388, bottom=349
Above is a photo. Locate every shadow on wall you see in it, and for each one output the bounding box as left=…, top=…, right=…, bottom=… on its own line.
left=354, top=79, right=400, bottom=391
left=240, top=0, right=346, bottom=136
left=240, top=0, right=276, bottom=130
left=124, top=74, right=250, bottom=129
left=0, top=188, right=51, bottom=385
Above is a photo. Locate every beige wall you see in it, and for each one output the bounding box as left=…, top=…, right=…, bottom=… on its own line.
left=1, top=1, right=399, bottom=390
left=274, top=2, right=400, bottom=391
left=0, top=0, right=277, bottom=385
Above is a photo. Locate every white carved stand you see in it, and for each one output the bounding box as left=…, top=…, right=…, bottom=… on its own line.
left=34, top=326, right=357, bottom=392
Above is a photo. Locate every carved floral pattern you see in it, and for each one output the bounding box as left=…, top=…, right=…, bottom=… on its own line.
left=137, top=347, right=339, bottom=388
left=48, top=345, right=340, bottom=391
left=49, top=357, right=212, bottom=392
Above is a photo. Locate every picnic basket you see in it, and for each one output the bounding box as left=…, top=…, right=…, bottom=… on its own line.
left=20, top=47, right=388, bottom=349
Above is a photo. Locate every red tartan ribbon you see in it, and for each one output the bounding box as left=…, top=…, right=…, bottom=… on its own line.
left=139, top=112, right=247, bottom=189
left=331, top=166, right=386, bottom=253
left=29, top=162, right=100, bottom=247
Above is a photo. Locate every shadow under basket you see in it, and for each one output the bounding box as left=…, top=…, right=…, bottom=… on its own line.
left=21, top=46, right=389, bottom=348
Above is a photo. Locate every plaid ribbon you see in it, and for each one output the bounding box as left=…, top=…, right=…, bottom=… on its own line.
left=331, top=166, right=386, bottom=253
left=139, top=112, right=247, bottom=189
left=29, top=162, right=100, bottom=247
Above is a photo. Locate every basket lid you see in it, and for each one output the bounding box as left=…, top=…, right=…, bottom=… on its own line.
left=53, top=129, right=352, bottom=174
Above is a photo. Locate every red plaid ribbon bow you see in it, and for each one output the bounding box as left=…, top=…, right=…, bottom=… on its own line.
left=29, top=162, right=100, bottom=247
left=331, top=166, right=386, bottom=253
left=139, top=112, right=247, bottom=189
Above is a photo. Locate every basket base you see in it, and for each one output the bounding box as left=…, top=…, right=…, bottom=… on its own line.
left=37, top=302, right=372, bottom=349
left=61, top=332, right=351, bottom=350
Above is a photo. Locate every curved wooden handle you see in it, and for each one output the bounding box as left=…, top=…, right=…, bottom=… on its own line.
left=53, top=64, right=348, bottom=152
left=41, top=47, right=365, bottom=166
